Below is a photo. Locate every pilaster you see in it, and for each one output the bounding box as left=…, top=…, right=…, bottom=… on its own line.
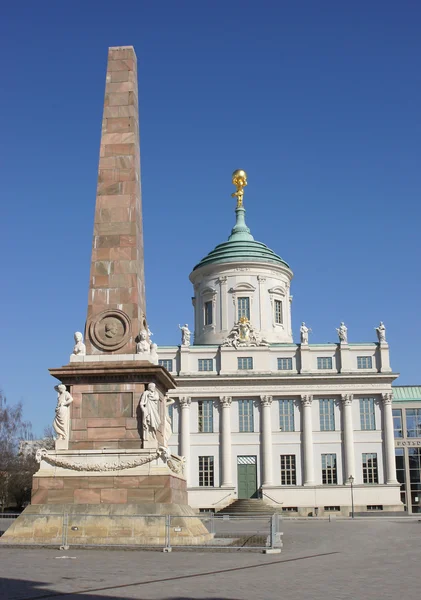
left=379, top=343, right=392, bottom=372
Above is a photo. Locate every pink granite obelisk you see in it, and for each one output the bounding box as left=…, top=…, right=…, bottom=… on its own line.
left=86, top=46, right=146, bottom=355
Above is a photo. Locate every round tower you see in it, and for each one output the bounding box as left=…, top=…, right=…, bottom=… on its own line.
left=189, top=170, right=293, bottom=345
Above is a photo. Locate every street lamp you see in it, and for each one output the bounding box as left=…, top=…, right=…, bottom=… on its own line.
left=348, top=475, right=355, bottom=519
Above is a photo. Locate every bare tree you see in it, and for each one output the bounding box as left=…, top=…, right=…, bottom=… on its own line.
left=0, top=391, right=34, bottom=510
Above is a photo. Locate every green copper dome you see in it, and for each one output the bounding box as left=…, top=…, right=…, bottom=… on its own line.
left=193, top=206, right=290, bottom=271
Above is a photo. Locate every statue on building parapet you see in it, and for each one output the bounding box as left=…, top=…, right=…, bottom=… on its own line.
left=300, top=322, right=311, bottom=345
left=179, top=324, right=191, bottom=346
left=71, top=331, right=86, bottom=356
left=336, top=322, right=348, bottom=343
left=222, top=317, right=269, bottom=349
left=375, top=321, right=386, bottom=343
left=53, top=384, right=73, bottom=441
left=139, top=383, right=161, bottom=442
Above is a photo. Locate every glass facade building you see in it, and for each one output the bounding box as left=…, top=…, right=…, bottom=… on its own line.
left=393, top=387, right=421, bottom=514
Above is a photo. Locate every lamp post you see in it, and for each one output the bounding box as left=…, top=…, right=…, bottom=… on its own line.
left=348, top=475, right=355, bottom=519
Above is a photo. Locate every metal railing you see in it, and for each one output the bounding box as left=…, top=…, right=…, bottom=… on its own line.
left=0, top=512, right=283, bottom=552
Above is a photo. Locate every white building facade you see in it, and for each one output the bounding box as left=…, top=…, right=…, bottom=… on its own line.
left=158, top=180, right=403, bottom=516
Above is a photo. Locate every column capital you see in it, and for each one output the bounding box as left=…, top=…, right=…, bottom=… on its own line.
left=301, top=394, right=312, bottom=407
left=257, top=275, right=266, bottom=283
left=382, top=392, right=393, bottom=405
left=220, top=396, right=232, bottom=408
left=179, top=396, right=191, bottom=409
left=260, top=395, right=273, bottom=407
left=217, top=276, right=228, bottom=285
left=341, top=393, right=353, bottom=406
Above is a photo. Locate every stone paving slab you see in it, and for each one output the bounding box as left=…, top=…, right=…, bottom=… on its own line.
left=0, top=520, right=420, bottom=599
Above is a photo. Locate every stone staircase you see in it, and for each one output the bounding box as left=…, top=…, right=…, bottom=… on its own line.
left=216, top=499, right=281, bottom=515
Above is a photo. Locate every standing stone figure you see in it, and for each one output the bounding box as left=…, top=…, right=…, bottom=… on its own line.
left=163, top=395, right=176, bottom=447
left=150, top=342, right=159, bottom=365
left=336, top=322, right=348, bottom=343
left=300, top=322, right=311, bottom=344
left=71, top=331, right=86, bottom=356
left=375, top=321, right=386, bottom=343
left=139, top=383, right=161, bottom=442
left=179, top=324, right=191, bottom=346
left=53, top=384, right=74, bottom=440
left=136, top=330, right=151, bottom=354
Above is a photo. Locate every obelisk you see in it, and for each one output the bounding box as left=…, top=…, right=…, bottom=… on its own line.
left=1, top=46, right=212, bottom=547
left=86, top=45, right=146, bottom=355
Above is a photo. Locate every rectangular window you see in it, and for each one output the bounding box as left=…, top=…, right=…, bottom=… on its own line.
left=319, top=399, right=335, bottom=431
left=324, top=506, right=340, bottom=511
left=238, top=357, right=253, bottom=370
left=237, top=297, right=250, bottom=320
left=360, top=398, right=376, bottom=430
left=159, top=359, right=173, bottom=372
left=406, top=408, right=421, bottom=438
left=238, top=399, right=254, bottom=432
left=367, top=505, right=383, bottom=511
left=198, top=456, right=214, bottom=487
left=278, top=357, right=293, bottom=371
left=279, top=399, right=295, bottom=432
left=321, top=454, right=337, bottom=484
left=198, top=400, right=213, bottom=433
left=274, top=299, right=283, bottom=324
left=357, top=356, right=373, bottom=369
left=317, top=357, right=333, bottom=370
left=204, top=301, right=213, bottom=326
left=362, top=453, right=378, bottom=483
left=280, top=455, right=296, bottom=485
left=393, top=408, right=403, bottom=438
left=198, top=359, right=213, bottom=372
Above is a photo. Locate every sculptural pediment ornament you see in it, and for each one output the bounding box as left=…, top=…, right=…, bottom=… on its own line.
left=222, top=317, right=269, bottom=349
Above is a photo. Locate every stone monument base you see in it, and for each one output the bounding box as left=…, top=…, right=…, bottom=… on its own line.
left=1, top=448, right=213, bottom=546
left=1, top=503, right=213, bottom=546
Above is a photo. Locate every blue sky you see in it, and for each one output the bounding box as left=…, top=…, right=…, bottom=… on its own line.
left=1, top=1, right=420, bottom=435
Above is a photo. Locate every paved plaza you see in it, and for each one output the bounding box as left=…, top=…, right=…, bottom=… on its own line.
left=1, top=519, right=420, bottom=599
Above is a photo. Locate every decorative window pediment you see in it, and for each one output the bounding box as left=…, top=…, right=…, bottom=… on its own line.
left=229, top=282, right=256, bottom=293
left=268, top=286, right=285, bottom=296
left=200, top=286, right=217, bottom=297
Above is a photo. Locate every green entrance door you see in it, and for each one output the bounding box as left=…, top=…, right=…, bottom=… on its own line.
left=237, top=456, right=258, bottom=499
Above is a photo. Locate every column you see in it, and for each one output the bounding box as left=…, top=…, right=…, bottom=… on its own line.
left=220, top=396, right=233, bottom=487
left=382, top=392, right=398, bottom=484
left=179, top=397, right=191, bottom=483
left=261, top=395, right=273, bottom=486
left=341, top=394, right=355, bottom=482
left=301, top=395, right=315, bottom=485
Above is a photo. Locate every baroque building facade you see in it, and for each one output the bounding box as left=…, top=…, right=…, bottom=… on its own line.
left=158, top=171, right=403, bottom=516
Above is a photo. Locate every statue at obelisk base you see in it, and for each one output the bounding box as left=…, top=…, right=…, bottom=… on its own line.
left=1, top=45, right=212, bottom=547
